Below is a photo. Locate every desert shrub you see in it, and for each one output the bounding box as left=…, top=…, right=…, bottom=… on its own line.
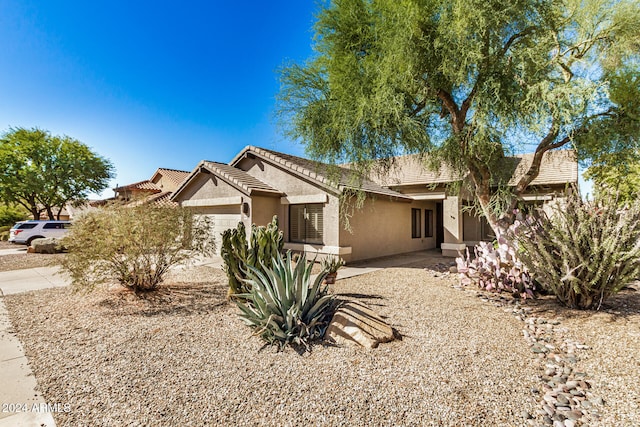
left=221, top=216, right=283, bottom=298
left=456, top=228, right=536, bottom=299
left=61, top=204, right=215, bottom=293
left=511, top=192, right=640, bottom=309
left=236, top=251, right=335, bottom=348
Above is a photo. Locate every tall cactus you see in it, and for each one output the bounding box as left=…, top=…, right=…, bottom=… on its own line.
left=221, top=216, right=284, bottom=299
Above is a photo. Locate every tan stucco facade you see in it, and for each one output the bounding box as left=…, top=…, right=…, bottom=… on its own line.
left=170, top=146, right=578, bottom=262
left=339, top=197, right=437, bottom=262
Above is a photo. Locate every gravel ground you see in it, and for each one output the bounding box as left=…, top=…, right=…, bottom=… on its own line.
left=3, top=256, right=639, bottom=426
left=0, top=240, right=66, bottom=272
left=524, top=285, right=640, bottom=426
left=0, top=252, right=65, bottom=272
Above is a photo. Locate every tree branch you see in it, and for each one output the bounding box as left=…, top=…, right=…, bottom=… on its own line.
left=514, top=123, right=560, bottom=194
left=437, top=89, right=463, bottom=132
left=500, top=27, right=535, bottom=56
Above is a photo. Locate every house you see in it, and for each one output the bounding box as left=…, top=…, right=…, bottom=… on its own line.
left=170, top=146, right=578, bottom=261
left=113, top=168, right=190, bottom=205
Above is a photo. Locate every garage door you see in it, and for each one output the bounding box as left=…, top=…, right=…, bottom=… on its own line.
left=198, top=207, right=242, bottom=255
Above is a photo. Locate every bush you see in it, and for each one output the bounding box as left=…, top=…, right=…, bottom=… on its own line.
left=456, top=229, right=536, bottom=299
left=236, top=251, right=335, bottom=348
left=511, top=192, right=640, bottom=309
left=61, top=204, right=215, bottom=293
left=221, top=216, right=283, bottom=298
left=0, top=225, right=9, bottom=241
left=0, top=204, right=27, bottom=227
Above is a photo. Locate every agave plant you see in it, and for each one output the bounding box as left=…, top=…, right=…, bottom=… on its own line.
left=236, top=251, right=335, bottom=348
left=320, top=255, right=345, bottom=274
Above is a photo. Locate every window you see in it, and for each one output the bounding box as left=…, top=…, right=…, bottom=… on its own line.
left=18, top=223, right=37, bottom=229
left=289, top=204, right=323, bottom=244
left=411, top=208, right=421, bottom=238
left=425, top=209, right=433, bottom=237
left=43, top=222, right=71, bottom=229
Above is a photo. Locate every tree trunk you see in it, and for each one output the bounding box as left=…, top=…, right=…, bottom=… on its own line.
left=467, top=159, right=527, bottom=238
left=45, top=206, right=55, bottom=220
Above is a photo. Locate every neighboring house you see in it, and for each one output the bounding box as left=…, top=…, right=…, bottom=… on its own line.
left=171, top=146, right=578, bottom=261
left=114, top=168, right=190, bottom=205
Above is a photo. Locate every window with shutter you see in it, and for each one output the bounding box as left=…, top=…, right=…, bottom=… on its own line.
left=425, top=209, right=433, bottom=237
left=289, top=203, right=324, bottom=244
left=411, top=208, right=421, bottom=238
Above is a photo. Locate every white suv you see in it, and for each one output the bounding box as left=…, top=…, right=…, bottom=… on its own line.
left=9, top=220, right=72, bottom=246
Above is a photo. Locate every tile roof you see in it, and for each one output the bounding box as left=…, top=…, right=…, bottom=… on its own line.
left=152, top=168, right=191, bottom=188
left=201, top=161, right=281, bottom=195
left=371, top=150, right=578, bottom=187
left=114, top=180, right=162, bottom=192
left=124, top=191, right=176, bottom=207
left=508, top=150, right=578, bottom=186
left=232, top=146, right=412, bottom=200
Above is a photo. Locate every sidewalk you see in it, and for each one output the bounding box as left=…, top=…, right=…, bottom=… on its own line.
left=0, top=266, right=67, bottom=427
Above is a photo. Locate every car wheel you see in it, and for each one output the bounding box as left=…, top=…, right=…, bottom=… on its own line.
left=26, top=236, right=44, bottom=246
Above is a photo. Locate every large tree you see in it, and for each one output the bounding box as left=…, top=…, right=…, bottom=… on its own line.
left=278, top=0, right=640, bottom=233
left=0, top=127, right=114, bottom=219
left=584, top=152, right=640, bottom=204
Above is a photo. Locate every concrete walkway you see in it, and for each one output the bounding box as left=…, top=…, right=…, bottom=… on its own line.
left=0, top=249, right=447, bottom=427
left=0, top=247, right=28, bottom=257
left=0, top=267, right=64, bottom=426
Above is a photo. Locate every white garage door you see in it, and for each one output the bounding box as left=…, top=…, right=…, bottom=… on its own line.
left=198, top=207, right=242, bottom=255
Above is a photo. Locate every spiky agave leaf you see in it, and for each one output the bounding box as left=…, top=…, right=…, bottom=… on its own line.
left=235, top=250, right=335, bottom=348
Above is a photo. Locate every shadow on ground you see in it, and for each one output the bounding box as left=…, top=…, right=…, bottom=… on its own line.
left=96, top=281, right=229, bottom=317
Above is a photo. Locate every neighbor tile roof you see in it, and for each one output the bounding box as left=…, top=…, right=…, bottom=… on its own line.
left=152, top=168, right=190, bottom=188
left=233, top=146, right=413, bottom=200
left=114, top=180, right=162, bottom=192
left=126, top=191, right=177, bottom=207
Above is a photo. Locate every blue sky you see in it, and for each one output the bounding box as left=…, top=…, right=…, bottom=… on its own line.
left=0, top=1, right=591, bottom=197
left=0, top=1, right=317, bottom=196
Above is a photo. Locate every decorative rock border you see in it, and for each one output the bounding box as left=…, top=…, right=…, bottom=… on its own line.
left=424, top=265, right=605, bottom=427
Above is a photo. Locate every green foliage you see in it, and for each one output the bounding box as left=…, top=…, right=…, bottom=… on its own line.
left=0, top=204, right=27, bottom=227
left=221, top=216, right=284, bottom=298
left=511, top=191, right=640, bottom=310
left=0, top=225, right=9, bottom=241
left=61, top=204, right=215, bottom=293
left=278, top=0, right=640, bottom=232
left=321, top=255, right=345, bottom=274
left=236, top=251, right=335, bottom=349
left=584, top=152, right=640, bottom=205
left=0, top=127, right=114, bottom=220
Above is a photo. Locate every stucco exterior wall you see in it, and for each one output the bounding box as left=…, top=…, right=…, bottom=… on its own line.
left=173, top=173, right=241, bottom=202
left=237, top=156, right=342, bottom=250
left=339, top=197, right=437, bottom=262
left=250, top=195, right=282, bottom=227
left=237, top=157, right=331, bottom=197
